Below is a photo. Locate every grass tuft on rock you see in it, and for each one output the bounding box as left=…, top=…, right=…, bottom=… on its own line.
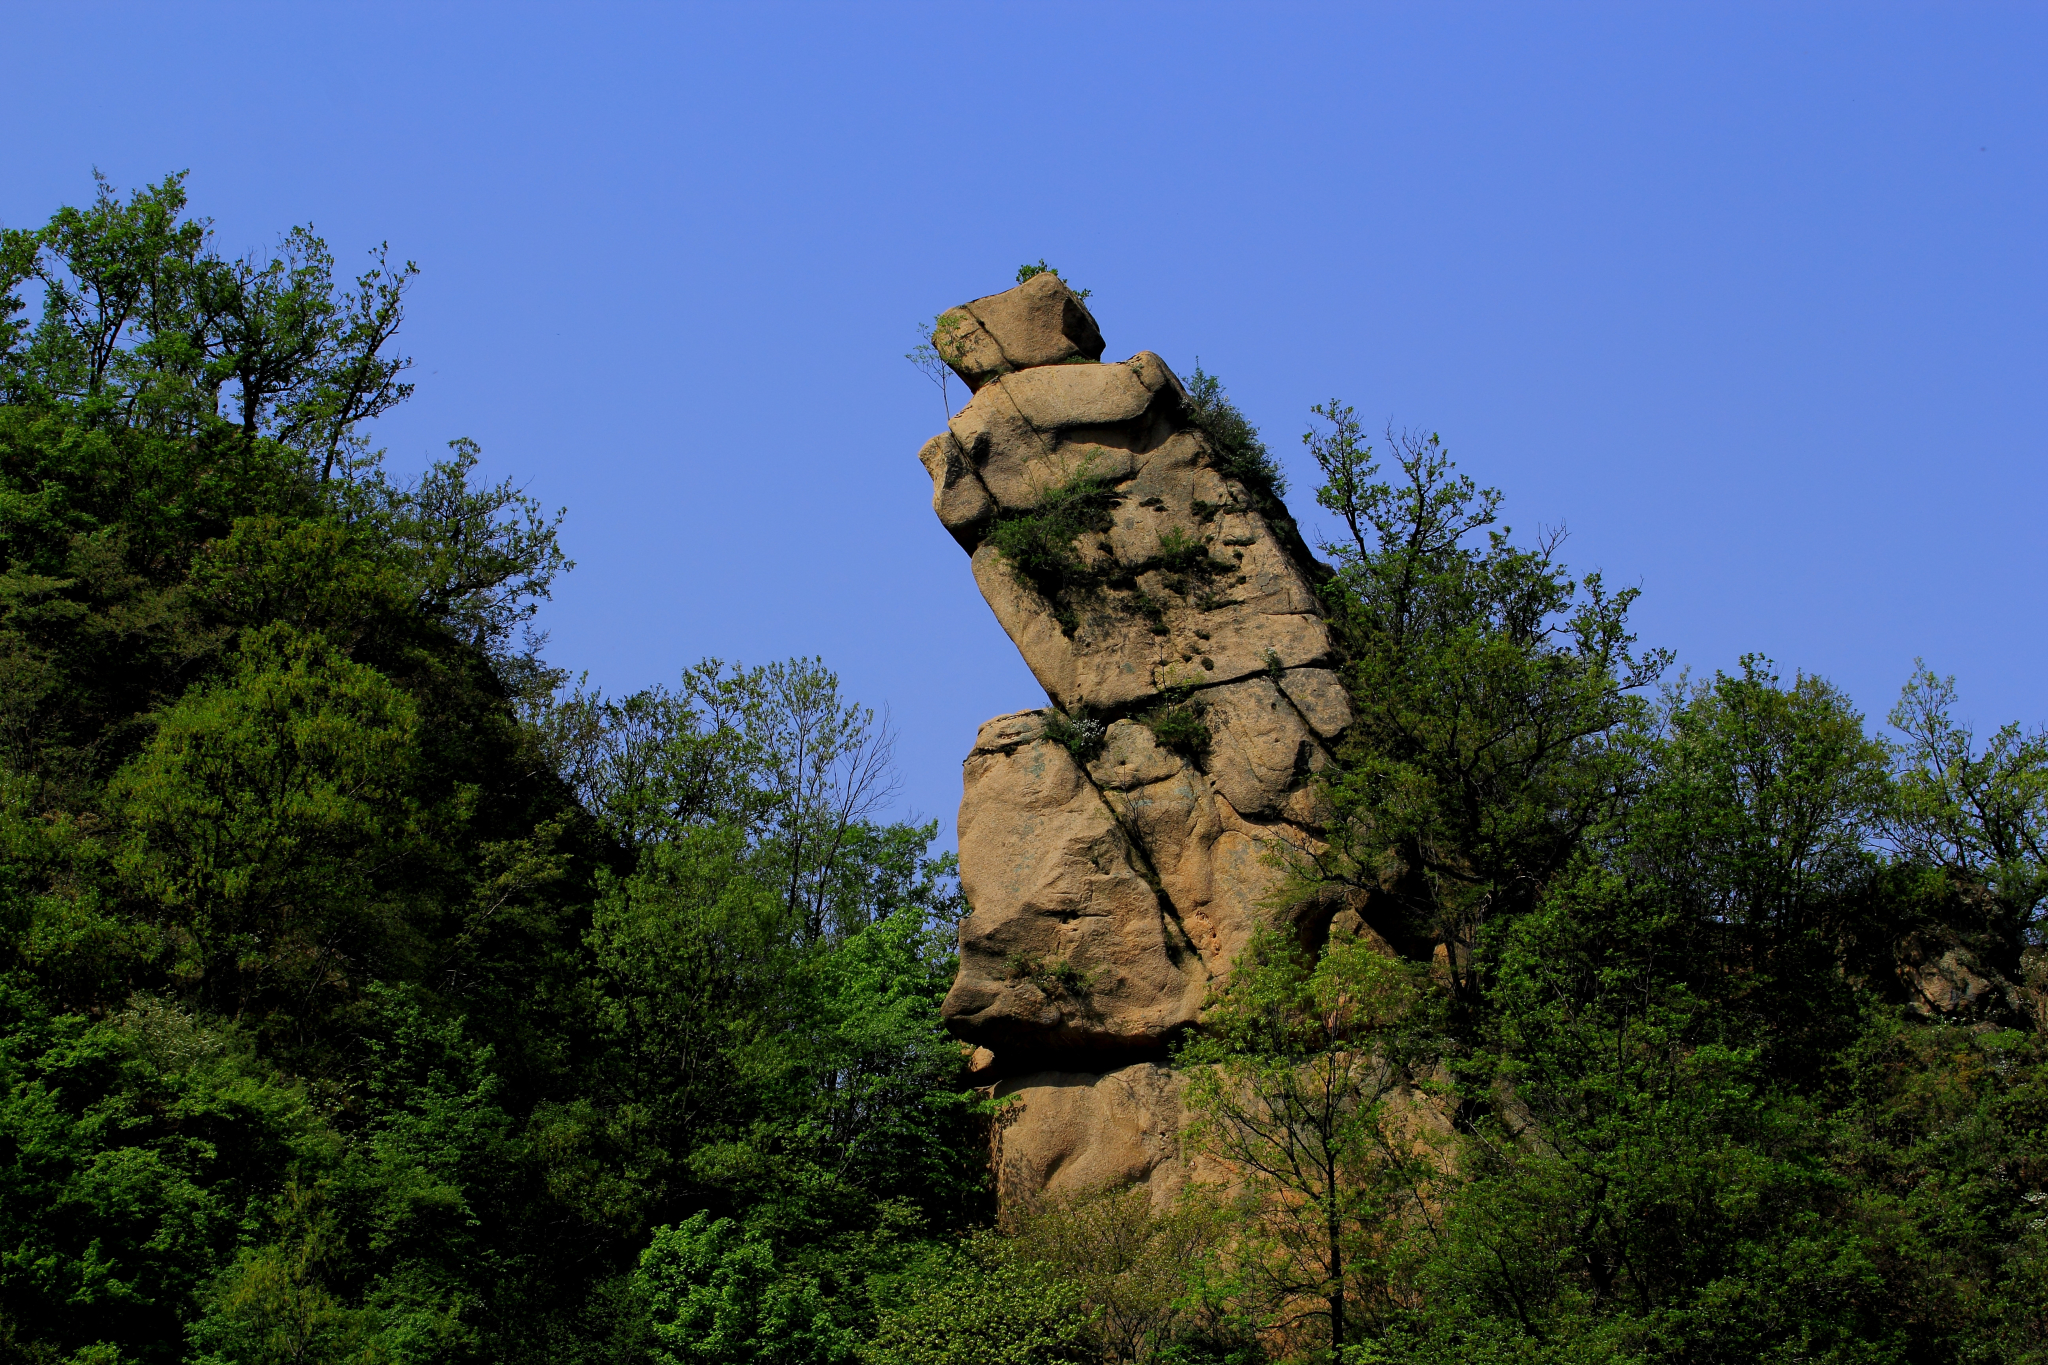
left=986, top=465, right=1122, bottom=636
left=1041, top=708, right=1106, bottom=761
left=1143, top=698, right=1211, bottom=757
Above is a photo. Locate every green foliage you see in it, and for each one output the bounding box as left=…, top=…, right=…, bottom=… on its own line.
left=0, top=176, right=983, bottom=1365
left=0, top=984, right=322, bottom=1363
left=363, top=437, right=574, bottom=657
left=984, top=467, right=1121, bottom=635
left=109, top=624, right=443, bottom=1025
left=985, top=471, right=1119, bottom=590
left=1003, top=1181, right=1245, bottom=1364
left=1295, top=403, right=1668, bottom=976
left=534, top=657, right=950, bottom=940
left=1889, top=661, right=2048, bottom=948
left=1, top=171, right=414, bottom=477
left=862, top=1232, right=1091, bottom=1365
left=983, top=441, right=1249, bottom=641
left=1847, top=1017, right=2048, bottom=1359
left=1004, top=952, right=1093, bottom=999
left=1014, top=260, right=1089, bottom=299
left=1173, top=397, right=2048, bottom=1363
left=1039, top=708, right=1105, bottom=761
left=1182, top=365, right=1285, bottom=501
left=1153, top=528, right=1234, bottom=581
left=1142, top=698, right=1211, bottom=758
left=10, top=177, right=2048, bottom=1365
left=1178, top=931, right=1447, bottom=1361
left=637, top=1212, right=854, bottom=1365
left=1416, top=873, right=1890, bottom=1362
left=906, top=317, right=959, bottom=419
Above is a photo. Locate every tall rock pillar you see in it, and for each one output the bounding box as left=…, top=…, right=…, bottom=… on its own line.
left=916, top=274, right=1350, bottom=1207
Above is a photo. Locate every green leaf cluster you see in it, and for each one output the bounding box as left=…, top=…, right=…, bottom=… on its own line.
left=1181, top=366, right=1285, bottom=504
left=984, top=468, right=1123, bottom=634
left=862, top=1231, right=1092, bottom=1365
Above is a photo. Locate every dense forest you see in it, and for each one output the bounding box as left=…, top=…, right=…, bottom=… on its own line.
left=0, top=178, right=2041, bottom=1365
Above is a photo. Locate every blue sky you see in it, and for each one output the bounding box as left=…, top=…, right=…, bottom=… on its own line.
left=8, top=2, right=2044, bottom=844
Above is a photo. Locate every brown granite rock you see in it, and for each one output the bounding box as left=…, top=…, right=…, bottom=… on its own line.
left=945, top=712, right=1208, bottom=1058
left=921, top=276, right=1349, bottom=1210
left=916, top=432, right=994, bottom=548
left=992, top=1063, right=1189, bottom=1211
left=1083, top=720, right=1298, bottom=975
left=936, top=271, right=1106, bottom=392
left=1277, top=666, right=1355, bottom=740
left=945, top=354, right=1170, bottom=510
left=1198, top=675, right=1332, bottom=819
left=1899, top=944, right=2012, bottom=1017
left=925, top=341, right=1331, bottom=711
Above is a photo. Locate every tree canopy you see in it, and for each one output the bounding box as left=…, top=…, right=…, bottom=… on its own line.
left=0, top=175, right=990, bottom=1365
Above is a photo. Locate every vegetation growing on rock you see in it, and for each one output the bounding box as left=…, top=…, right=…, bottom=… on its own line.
left=1040, top=708, right=1107, bottom=761
left=1139, top=697, right=1211, bottom=758
left=1182, top=363, right=1285, bottom=502
left=984, top=467, right=1122, bottom=636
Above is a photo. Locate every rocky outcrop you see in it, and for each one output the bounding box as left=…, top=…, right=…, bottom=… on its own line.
left=1895, top=935, right=2035, bottom=1022
left=917, top=274, right=1350, bottom=1204
left=945, top=712, right=1208, bottom=1059
left=990, top=1063, right=1191, bottom=1212
left=923, top=348, right=1333, bottom=713
left=933, top=271, right=1106, bottom=392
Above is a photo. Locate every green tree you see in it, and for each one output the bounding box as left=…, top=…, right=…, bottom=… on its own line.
left=0, top=986, right=322, bottom=1364
left=1, top=171, right=415, bottom=473
left=107, top=624, right=448, bottom=1034
left=1296, top=406, right=1666, bottom=998
left=1001, top=1180, right=1242, bottom=1364
left=861, top=1232, right=1091, bottom=1365
left=1889, top=662, right=2048, bottom=955
left=535, top=658, right=921, bottom=941
left=1177, top=929, right=1447, bottom=1362
left=637, top=1212, right=854, bottom=1365
left=1419, top=871, right=1887, bottom=1364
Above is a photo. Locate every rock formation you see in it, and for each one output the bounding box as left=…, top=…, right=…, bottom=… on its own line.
left=915, top=272, right=1351, bottom=1207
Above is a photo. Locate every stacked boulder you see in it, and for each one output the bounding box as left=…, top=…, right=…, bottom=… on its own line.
left=916, top=273, right=1351, bottom=1207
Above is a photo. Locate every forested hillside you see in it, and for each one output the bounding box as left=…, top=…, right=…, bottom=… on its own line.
left=2, top=179, right=2043, bottom=1365
left=0, top=176, right=988, bottom=1365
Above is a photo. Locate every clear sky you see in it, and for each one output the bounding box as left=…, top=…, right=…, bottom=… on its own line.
left=8, top=2, right=2044, bottom=845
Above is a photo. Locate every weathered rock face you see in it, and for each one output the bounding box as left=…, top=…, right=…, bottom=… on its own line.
left=945, top=713, right=1208, bottom=1058
left=934, top=271, right=1106, bottom=392
left=926, top=347, right=1333, bottom=713
left=919, top=275, right=1352, bottom=1203
left=990, top=1063, right=1192, bottom=1212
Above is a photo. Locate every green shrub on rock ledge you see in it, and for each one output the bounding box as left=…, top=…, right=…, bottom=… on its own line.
left=984, top=467, right=1121, bottom=635
left=1143, top=697, right=1211, bottom=757
left=1040, top=708, right=1106, bottom=760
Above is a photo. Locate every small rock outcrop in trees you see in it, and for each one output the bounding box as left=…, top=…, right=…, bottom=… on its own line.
left=914, top=272, right=1353, bottom=1208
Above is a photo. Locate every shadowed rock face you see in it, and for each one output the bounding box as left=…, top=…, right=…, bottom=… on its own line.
left=917, top=275, right=1353, bottom=1204
left=990, top=1064, right=1192, bottom=1213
